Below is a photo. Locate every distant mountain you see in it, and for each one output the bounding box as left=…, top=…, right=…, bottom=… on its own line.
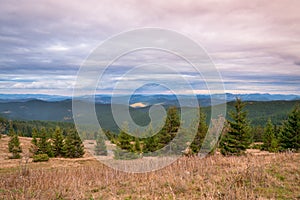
left=0, top=94, right=69, bottom=102
left=0, top=93, right=299, bottom=106
left=0, top=98, right=299, bottom=133
left=95, top=93, right=300, bottom=106
left=223, top=93, right=300, bottom=102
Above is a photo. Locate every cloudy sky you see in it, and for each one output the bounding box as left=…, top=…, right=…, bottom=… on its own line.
left=0, top=0, right=299, bottom=95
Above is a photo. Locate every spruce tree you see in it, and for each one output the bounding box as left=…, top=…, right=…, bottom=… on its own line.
left=8, top=126, right=22, bottom=159
left=220, top=98, right=252, bottom=156
left=62, top=130, right=85, bottom=158
left=8, top=125, right=16, bottom=152
left=30, top=128, right=39, bottom=155
left=134, top=137, right=141, bottom=153
left=117, top=130, right=133, bottom=151
left=280, top=104, right=300, bottom=151
left=262, top=119, right=278, bottom=152
left=95, top=134, right=107, bottom=156
left=190, top=111, right=208, bottom=154
left=37, top=128, right=53, bottom=157
left=157, top=107, right=180, bottom=148
left=0, top=117, right=8, bottom=139
left=52, top=127, right=64, bottom=157
left=142, top=127, right=159, bottom=153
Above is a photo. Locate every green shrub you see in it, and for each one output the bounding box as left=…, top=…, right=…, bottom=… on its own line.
left=9, top=153, right=21, bottom=159
left=113, top=148, right=140, bottom=160
left=250, top=143, right=263, bottom=150
left=33, top=154, right=49, bottom=162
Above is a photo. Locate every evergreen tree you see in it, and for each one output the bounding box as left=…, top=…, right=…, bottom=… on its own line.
left=262, top=119, right=278, bottom=152
left=104, top=130, right=118, bottom=144
left=117, top=130, right=133, bottom=151
left=36, top=128, right=53, bottom=157
left=134, top=137, right=141, bottom=153
left=220, top=98, right=252, bottom=156
left=164, top=107, right=180, bottom=133
left=157, top=107, right=180, bottom=148
left=8, top=126, right=22, bottom=159
left=280, top=104, right=300, bottom=151
left=142, top=127, right=159, bottom=153
left=0, top=117, right=8, bottom=139
left=8, top=125, right=16, bottom=152
left=29, top=128, right=39, bottom=155
left=95, top=134, right=107, bottom=156
left=62, top=130, right=85, bottom=158
left=190, top=111, right=208, bottom=154
left=143, top=135, right=159, bottom=153
left=52, top=127, right=64, bottom=157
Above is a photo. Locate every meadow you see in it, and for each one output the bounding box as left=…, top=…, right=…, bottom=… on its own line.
left=0, top=135, right=299, bottom=200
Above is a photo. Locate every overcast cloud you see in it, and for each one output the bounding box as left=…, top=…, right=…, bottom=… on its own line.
left=0, top=0, right=299, bottom=95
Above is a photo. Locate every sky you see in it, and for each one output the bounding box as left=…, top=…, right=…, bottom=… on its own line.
left=0, top=0, right=299, bottom=95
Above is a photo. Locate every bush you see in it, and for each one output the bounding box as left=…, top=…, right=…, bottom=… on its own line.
left=113, top=148, right=140, bottom=160
left=33, top=154, right=49, bottom=162
left=9, top=153, right=21, bottom=159
left=250, top=143, right=263, bottom=150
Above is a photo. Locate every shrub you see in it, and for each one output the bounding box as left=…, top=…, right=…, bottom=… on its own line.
left=113, top=148, right=140, bottom=160
left=33, top=154, right=49, bottom=162
left=9, top=153, right=21, bottom=159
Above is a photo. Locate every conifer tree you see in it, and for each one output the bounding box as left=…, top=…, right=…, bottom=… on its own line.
left=95, top=133, right=107, bottom=156
left=142, top=127, right=159, bottom=153
left=190, top=111, right=208, bottom=154
left=262, top=119, right=278, bottom=152
left=37, top=128, right=53, bottom=157
left=0, top=117, right=8, bottom=139
left=134, top=137, right=141, bottom=153
left=8, top=126, right=22, bottom=159
left=62, top=130, right=85, bottom=158
left=280, top=104, right=300, bottom=151
left=117, top=130, right=133, bottom=151
left=30, top=128, right=39, bottom=155
left=52, top=127, right=64, bottom=157
left=220, top=98, right=252, bottom=156
left=157, top=107, right=180, bottom=148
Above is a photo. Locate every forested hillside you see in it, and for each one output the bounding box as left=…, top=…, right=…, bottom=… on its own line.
left=0, top=100, right=299, bottom=133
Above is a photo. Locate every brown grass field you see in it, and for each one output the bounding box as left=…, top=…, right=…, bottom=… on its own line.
left=0, top=135, right=299, bottom=200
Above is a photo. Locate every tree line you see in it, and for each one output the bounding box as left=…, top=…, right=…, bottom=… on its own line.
left=7, top=126, right=84, bottom=161
left=99, top=98, right=300, bottom=158
left=1, top=98, right=299, bottom=160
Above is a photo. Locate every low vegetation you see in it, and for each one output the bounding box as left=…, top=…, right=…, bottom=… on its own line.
left=0, top=136, right=299, bottom=199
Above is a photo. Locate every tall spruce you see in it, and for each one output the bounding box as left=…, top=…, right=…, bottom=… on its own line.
left=262, top=119, right=278, bottom=152
left=29, top=128, right=39, bottom=155
left=117, top=130, right=133, bottom=151
left=280, top=104, right=300, bottom=151
left=62, top=130, right=85, bottom=158
left=220, top=98, right=252, bottom=156
left=190, top=111, right=208, bottom=154
left=157, top=107, right=180, bottom=148
left=0, top=117, right=8, bottom=139
left=134, top=137, right=141, bottom=153
left=94, top=133, right=108, bottom=156
left=37, top=128, right=53, bottom=157
left=52, top=127, right=65, bottom=157
left=142, top=127, right=159, bottom=153
left=8, top=125, right=22, bottom=159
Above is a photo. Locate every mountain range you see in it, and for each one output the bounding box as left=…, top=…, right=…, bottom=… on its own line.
left=0, top=94, right=299, bottom=133
left=0, top=93, right=299, bottom=106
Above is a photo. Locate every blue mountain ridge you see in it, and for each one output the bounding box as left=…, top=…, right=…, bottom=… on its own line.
left=0, top=93, right=299, bottom=105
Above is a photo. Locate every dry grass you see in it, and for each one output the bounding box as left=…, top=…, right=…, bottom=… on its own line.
left=0, top=136, right=299, bottom=200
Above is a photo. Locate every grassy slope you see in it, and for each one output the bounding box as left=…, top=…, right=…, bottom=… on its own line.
left=0, top=135, right=299, bottom=200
